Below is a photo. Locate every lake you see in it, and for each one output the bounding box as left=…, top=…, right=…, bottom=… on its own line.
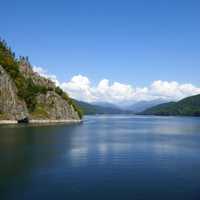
left=0, top=115, right=200, bottom=200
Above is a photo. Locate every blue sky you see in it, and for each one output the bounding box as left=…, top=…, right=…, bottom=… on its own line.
left=1, top=0, right=200, bottom=102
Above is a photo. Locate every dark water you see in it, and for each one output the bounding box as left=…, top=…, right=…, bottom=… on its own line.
left=0, top=115, right=200, bottom=200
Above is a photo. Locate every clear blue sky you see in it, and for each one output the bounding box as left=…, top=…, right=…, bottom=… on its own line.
left=1, top=0, right=200, bottom=86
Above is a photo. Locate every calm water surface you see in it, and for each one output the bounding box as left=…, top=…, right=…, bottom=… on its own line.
left=0, top=115, right=200, bottom=200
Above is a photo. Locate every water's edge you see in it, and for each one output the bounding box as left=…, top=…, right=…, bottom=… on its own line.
left=0, top=119, right=82, bottom=124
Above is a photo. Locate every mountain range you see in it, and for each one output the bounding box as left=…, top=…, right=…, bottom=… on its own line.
left=74, top=100, right=131, bottom=115
left=75, top=99, right=169, bottom=115
left=76, top=94, right=200, bottom=117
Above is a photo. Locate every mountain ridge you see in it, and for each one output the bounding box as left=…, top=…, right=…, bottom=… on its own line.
left=139, top=94, right=200, bottom=116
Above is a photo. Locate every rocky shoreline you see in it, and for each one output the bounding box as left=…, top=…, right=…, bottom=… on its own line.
left=0, top=119, right=82, bottom=125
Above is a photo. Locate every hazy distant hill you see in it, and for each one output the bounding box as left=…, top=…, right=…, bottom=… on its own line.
left=126, top=99, right=168, bottom=113
left=140, top=94, right=200, bottom=116
left=75, top=99, right=169, bottom=115
left=74, top=100, right=132, bottom=115
left=92, top=102, right=119, bottom=109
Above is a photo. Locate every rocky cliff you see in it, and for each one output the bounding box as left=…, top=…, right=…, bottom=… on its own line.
left=0, top=65, right=28, bottom=120
left=31, top=91, right=79, bottom=120
left=0, top=40, right=82, bottom=122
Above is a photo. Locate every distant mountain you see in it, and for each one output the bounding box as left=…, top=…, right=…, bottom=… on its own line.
left=74, top=100, right=132, bottom=115
left=139, top=94, right=200, bottom=116
left=126, top=99, right=168, bottom=113
left=92, top=101, right=119, bottom=109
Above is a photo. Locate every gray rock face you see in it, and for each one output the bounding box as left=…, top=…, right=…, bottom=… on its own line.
left=31, top=91, right=79, bottom=120
left=0, top=65, right=29, bottom=120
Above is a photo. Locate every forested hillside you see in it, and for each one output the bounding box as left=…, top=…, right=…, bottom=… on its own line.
left=140, top=94, right=200, bottom=116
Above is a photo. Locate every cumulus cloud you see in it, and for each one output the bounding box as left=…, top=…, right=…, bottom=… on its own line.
left=61, top=75, right=96, bottom=102
left=61, top=75, right=200, bottom=103
left=33, top=66, right=200, bottom=103
left=149, top=80, right=200, bottom=100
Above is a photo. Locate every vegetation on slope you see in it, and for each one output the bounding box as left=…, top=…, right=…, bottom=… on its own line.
left=0, top=39, right=83, bottom=118
left=140, top=94, right=200, bottom=116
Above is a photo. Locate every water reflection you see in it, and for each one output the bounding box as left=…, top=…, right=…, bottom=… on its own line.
left=69, top=147, right=89, bottom=167
left=0, top=116, right=200, bottom=200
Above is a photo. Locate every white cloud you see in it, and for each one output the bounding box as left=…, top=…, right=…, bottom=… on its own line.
left=33, top=66, right=200, bottom=103
left=149, top=80, right=200, bottom=100
left=61, top=76, right=200, bottom=103
left=61, top=75, right=96, bottom=102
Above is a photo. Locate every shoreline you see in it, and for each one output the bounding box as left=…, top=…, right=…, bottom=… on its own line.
left=0, top=119, right=82, bottom=125
left=29, top=119, right=82, bottom=124
left=0, top=120, right=18, bottom=124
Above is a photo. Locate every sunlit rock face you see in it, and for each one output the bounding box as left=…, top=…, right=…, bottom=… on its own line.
left=31, top=91, right=79, bottom=120
left=0, top=65, right=29, bottom=120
